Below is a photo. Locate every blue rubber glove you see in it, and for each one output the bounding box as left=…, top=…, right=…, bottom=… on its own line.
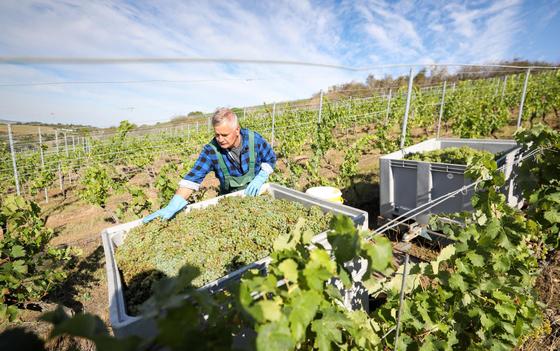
left=245, top=170, right=269, bottom=196
left=142, top=195, right=188, bottom=223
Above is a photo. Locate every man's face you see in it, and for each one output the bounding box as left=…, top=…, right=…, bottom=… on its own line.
left=214, top=122, right=241, bottom=149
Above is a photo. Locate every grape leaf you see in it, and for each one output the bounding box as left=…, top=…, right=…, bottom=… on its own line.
left=288, top=290, right=320, bottom=342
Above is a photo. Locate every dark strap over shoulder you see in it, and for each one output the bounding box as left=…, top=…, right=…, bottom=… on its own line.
left=207, top=130, right=256, bottom=194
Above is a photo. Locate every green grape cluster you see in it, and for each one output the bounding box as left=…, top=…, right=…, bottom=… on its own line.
left=404, top=146, right=494, bottom=165
left=116, top=194, right=333, bottom=314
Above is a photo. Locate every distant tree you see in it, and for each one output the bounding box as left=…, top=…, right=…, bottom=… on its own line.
left=393, top=74, right=408, bottom=87
left=366, top=74, right=376, bottom=89
left=187, top=111, right=204, bottom=117
left=171, top=115, right=189, bottom=123
left=413, top=68, right=428, bottom=85
left=429, top=66, right=449, bottom=83
left=379, top=74, right=394, bottom=89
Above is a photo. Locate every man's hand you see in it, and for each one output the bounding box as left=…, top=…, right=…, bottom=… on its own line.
left=245, top=170, right=269, bottom=196
left=142, top=195, right=188, bottom=223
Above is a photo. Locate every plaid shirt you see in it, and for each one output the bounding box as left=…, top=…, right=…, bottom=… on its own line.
left=179, top=128, right=276, bottom=190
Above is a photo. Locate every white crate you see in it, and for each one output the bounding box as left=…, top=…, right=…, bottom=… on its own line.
left=379, top=138, right=521, bottom=220
left=102, top=183, right=368, bottom=338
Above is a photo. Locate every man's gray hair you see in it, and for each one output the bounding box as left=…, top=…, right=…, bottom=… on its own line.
left=212, top=108, right=239, bottom=128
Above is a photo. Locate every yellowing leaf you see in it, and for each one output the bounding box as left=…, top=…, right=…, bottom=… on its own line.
left=256, top=300, right=282, bottom=322
left=278, top=259, right=299, bottom=283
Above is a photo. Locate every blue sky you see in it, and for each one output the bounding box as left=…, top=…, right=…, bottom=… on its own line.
left=0, top=0, right=558, bottom=128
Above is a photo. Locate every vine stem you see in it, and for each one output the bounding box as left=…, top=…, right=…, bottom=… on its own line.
left=394, top=252, right=410, bottom=349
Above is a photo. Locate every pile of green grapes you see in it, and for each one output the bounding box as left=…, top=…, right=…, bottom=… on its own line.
left=404, top=146, right=494, bottom=165
left=116, top=194, right=333, bottom=314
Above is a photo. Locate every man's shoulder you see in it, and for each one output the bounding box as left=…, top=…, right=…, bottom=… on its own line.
left=201, top=143, right=218, bottom=155
left=243, top=128, right=265, bottom=141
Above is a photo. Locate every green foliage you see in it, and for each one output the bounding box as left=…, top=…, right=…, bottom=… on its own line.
left=515, top=124, right=560, bottom=196
left=275, top=106, right=313, bottom=160
left=126, top=139, right=155, bottom=172
left=4, top=70, right=560, bottom=202
left=373, top=123, right=399, bottom=154
left=312, top=99, right=338, bottom=157
left=270, top=161, right=310, bottom=190
left=116, top=194, right=333, bottom=314
left=240, top=215, right=392, bottom=351
left=0, top=196, right=72, bottom=323
left=78, top=163, right=115, bottom=208
left=337, top=135, right=374, bottom=187
left=1, top=74, right=560, bottom=348
left=116, top=186, right=152, bottom=221
left=97, top=120, right=138, bottom=165
left=515, top=124, right=560, bottom=251
left=30, top=169, right=55, bottom=195
left=522, top=71, right=560, bottom=126
left=155, top=163, right=179, bottom=206
left=444, top=79, right=510, bottom=137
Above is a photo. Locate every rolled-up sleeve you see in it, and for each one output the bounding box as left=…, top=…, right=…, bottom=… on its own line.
left=180, top=146, right=214, bottom=190
left=255, top=132, right=276, bottom=174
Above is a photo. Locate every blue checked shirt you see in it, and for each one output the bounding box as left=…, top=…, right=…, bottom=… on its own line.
left=179, top=128, right=276, bottom=191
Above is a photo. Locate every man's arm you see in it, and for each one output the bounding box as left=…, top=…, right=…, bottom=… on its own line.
left=245, top=132, right=277, bottom=196
left=143, top=146, right=213, bottom=223
left=178, top=145, right=215, bottom=193
left=175, top=187, right=194, bottom=200
left=254, top=131, right=277, bottom=174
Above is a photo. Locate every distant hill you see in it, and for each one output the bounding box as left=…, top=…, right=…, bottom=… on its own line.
left=318, top=59, right=559, bottom=99
left=0, top=121, right=99, bottom=150
left=0, top=119, right=96, bottom=129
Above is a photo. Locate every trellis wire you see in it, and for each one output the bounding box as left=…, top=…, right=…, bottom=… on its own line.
left=0, top=66, right=545, bottom=198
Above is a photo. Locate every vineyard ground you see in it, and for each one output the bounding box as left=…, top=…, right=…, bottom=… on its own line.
left=3, top=113, right=559, bottom=350
left=527, top=251, right=560, bottom=350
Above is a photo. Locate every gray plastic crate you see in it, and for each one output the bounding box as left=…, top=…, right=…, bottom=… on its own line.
left=102, top=183, right=368, bottom=338
left=379, top=138, right=521, bottom=220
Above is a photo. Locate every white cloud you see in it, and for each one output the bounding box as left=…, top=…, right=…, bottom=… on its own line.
left=0, top=0, right=361, bottom=126
left=440, top=0, right=523, bottom=63
left=444, top=0, right=521, bottom=40
left=428, top=23, right=445, bottom=33
left=355, top=0, right=424, bottom=58
left=0, top=0, right=556, bottom=127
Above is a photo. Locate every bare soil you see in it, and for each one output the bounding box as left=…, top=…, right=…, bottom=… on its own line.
left=518, top=251, right=560, bottom=351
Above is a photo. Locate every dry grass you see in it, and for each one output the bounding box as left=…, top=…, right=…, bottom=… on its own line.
left=517, top=251, right=560, bottom=351
left=0, top=124, right=57, bottom=137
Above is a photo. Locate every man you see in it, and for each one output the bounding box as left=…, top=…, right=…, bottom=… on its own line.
left=143, top=108, right=276, bottom=223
